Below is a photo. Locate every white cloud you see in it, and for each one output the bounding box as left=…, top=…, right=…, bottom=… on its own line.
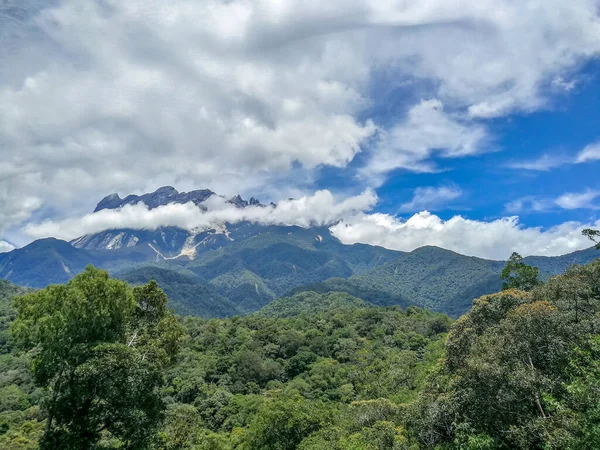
left=24, top=189, right=378, bottom=241
left=508, top=140, right=600, bottom=172
left=507, top=154, right=569, bottom=171
left=330, top=212, right=598, bottom=259
left=551, top=76, right=577, bottom=92
left=504, top=196, right=552, bottom=214
left=362, top=99, right=488, bottom=181
left=23, top=186, right=599, bottom=260
left=0, top=241, right=15, bottom=254
left=399, top=185, right=462, bottom=212
left=0, top=0, right=599, bottom=234
left=555, top=190, right=600, bottom=210
left=576, top=142, right=600, bottom=163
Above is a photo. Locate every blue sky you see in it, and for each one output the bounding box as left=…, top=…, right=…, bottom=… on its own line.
left=1, top=0, right=600, bottom=259
left=371, top=61, right=600, bottom=227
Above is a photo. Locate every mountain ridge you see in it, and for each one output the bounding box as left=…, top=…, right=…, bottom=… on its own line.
left=2, top=187, right=599, bottom=318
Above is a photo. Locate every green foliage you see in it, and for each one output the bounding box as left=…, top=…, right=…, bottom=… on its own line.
left=4, top=255, right=599, bottom=449
left=408, top=260, right=600, bottom=449
left=152, top=303, right=449, bottom=448
left=0, top=280, right=32, bottom=354
left=501, top=252, right=541, bottom=291
left=11, top=266, right=183, bottom=449
left=243, top=395, right=335, bottom=450
left=257, top=291, right=371, bottom=318
left=582, top=228, right=600, bottom=249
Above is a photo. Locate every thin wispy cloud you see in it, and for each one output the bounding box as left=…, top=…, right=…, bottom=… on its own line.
left=555, top=190, right=600, bottom=210
left=509, top=141, right=600, bottom=172
left=507, top=154, right=569, bottom=171
left=506, top=189, right=600, bottom=213
left=399, top=185, right=463, bottom=212
left=575, top=142, right=600, bottom=163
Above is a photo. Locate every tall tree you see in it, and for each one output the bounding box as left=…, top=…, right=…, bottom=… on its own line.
left=582, top=228, right=600, bottom=249
left=11, top=266, right=183, bottom=449
left=501, top=252, right=541, bottom=291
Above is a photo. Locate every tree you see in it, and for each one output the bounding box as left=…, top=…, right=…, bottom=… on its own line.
left=501, top=252, right=541, bottom=291
left=11, top=266, right=183, bottom=449
left=243, top=396, right=333, bottom=450
left=582, top=228, right=600, bottom=249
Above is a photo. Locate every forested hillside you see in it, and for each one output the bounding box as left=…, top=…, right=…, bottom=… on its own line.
left=3, top=222, right=599, bottom=319
left=1, top=257, right=600, bottom=449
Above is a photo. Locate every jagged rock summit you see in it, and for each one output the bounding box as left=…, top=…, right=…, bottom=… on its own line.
left=73, top=187, right=275, bottom=257
left=94, top=186, right=266, bottom=212
left=94, top=186, right=216, bottom=212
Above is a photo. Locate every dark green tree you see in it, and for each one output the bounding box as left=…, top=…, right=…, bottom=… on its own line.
left=582, top=228, right=600, bottom=249
left=501, top=252, right=541, bottom=291
left=11, top=266, right=183, bottom=449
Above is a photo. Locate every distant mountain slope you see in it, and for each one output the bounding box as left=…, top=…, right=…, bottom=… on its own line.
left=0, top=238, right=153, bottom=288
left=523, top=246, right=600, bottom=276
left=257, top=291, right=371, bottom=318
left=183, top=226, right=399, bottom=312
left=0, top=238, right=100, bottom=287
left=294, top=246, right=600, bottom=317
left=0, top=279, right=29, bottom=300
left=117, top=266, right=238, bottom=317
left=354, top=246, right=504, bottom=317
left=287, top=278, right=408, bottom=308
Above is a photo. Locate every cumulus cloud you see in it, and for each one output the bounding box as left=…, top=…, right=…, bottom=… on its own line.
left=551, top=76, right=577, bottom=92
left=399, top=185, right=462, bottom=212
left=0, top=0, right=599, bottom=235
left=330, top=212, right=597, bottom=260
left=24, top=189, right=378, bottom=241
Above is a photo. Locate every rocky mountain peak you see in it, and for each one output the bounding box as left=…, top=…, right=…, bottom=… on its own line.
left=93, top=187, right=266, bottom=213
left=94, top=193, right=123, bottom=212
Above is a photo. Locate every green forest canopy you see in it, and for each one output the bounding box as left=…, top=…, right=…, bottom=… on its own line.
left=0, top=257, right=599, bottom=449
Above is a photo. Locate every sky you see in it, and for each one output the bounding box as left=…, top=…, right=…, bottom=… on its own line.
left=1, top=0, right=600, bottom=259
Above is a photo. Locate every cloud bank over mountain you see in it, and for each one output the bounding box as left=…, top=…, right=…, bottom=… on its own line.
left=24, top=189, right=598, bottom=260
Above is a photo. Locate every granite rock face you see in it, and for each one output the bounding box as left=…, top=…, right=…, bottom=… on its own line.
left=94, top=186, right=266, bottom=212
left=94, top=186, right=216, bottom=212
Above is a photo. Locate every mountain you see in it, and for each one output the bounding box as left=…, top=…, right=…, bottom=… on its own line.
left=257, top=291, right=372, bottom=318
left=113, top=225, right=400, bottom=314
left=0, top=238, right=153, bottom=288
left=1, top=186, right=599, bottom=318
left=306, top=246, right=504, bottom=317
left=0, top=238, right=101, bottom=287
left=94, top=186, right=215, bottom=212
left=296, top=246, right=600, bottom=317
left=78, top=186, right=268, bottom=260
left=117, top=266, right=238, bottom=317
